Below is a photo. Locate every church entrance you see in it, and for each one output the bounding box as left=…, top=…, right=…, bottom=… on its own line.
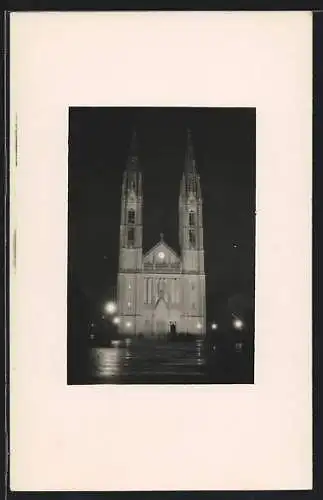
left=170, top=322, right=177, bottom=335
left=156, top=320, right=167, bottom=334
left=153, top=298, right=169, bottom=336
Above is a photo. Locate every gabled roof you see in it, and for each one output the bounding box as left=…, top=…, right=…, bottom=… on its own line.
left=143, top=235, right=180, bottom=262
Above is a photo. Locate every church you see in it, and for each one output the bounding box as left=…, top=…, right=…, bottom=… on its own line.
left=116, top=128, right=206, bottom=336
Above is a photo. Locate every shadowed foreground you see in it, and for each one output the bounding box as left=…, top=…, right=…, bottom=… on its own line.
left=69, top=336, right=254, bottom=385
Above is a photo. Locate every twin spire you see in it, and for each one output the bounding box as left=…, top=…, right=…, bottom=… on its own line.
left=185, top=128, right=197, bottom=174
left=126, top=127, right=197, bottom=172
left=122, top=128, right=142, bottom=198
left=127, top=128, right=139, bottom=171
left=124, top=126, right=201, bottom=198
left=182, top=128, right=201, bottom=198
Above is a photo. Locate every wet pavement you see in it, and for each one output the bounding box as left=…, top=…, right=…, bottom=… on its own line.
left=85, top=338, right=253, bottom=384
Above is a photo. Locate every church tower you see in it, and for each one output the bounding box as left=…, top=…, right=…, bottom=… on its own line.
left=117, top=130, right=143, bottom=334
left=178, top=129, right=206, bottom=333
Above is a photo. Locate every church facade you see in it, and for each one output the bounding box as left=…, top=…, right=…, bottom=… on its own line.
left=116, top=129, right=206, bottom=336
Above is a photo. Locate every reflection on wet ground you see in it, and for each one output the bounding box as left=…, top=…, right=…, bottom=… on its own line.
left=87, top=338, right=253, bottom=384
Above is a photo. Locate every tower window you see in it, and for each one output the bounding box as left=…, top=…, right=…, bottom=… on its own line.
left=189, top=229, right=196, bottom=247
left=128, top=209, right=135, bottom=224
left=128, top=227, right=135, bottom=246
left=189, top=210, right=195, bottom=226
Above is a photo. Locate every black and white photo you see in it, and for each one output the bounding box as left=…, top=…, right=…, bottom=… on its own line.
left=68, top=107, right=256, bottom=384
left=10, top=12, right=312, bottom=491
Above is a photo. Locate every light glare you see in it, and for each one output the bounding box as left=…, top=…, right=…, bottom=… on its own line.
left=105, top=301, right=117, bottom=314
left=233, top=318, right=244, bottom=330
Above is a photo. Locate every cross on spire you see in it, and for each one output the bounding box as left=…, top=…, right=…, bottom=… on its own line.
left=160, top=232, right=164, bottom=241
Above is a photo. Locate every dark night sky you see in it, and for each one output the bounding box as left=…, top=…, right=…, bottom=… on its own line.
left=68, top=107, right=255, bottom=323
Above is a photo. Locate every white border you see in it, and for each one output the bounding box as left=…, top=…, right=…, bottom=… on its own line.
left=10, top=12, right=312, bottom=491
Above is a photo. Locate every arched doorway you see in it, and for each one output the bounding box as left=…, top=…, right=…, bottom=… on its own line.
left=153, top=298, right=169, bottom=335
left=169, top=322, right=177, bottom=335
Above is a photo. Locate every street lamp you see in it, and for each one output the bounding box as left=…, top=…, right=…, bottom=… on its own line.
left=105, top=301, right=117, bottom=315
left=112, top=316, right=120, bottom=325
left=211, top=322, right=218, bottom=330
left=233, top=317, right=244, bottom=330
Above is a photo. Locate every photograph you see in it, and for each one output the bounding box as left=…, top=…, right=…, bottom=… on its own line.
left=68, top=106, right=256, bottom=385
left=9, top=11, right=312, bottom=492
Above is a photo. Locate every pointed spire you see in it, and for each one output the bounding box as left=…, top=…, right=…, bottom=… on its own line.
left=130, top=128, right=137, bottom=156
left=185, top=127, right=197, bottom=173
left=122, top=127, right=142, bottom=198
left=181, top=127, right=201, bottom=199
left=127, top=127, right=139, bottom=171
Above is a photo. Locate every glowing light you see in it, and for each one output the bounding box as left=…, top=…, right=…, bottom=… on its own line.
left=127, top=301, right=131, bottom=307
left=112, top=316, right=120, bottom=325
left=211, top=322, right=218, bottom=330
left=105, top=301, right=117, bottom=315
left=197, top=322, right=202, bottom=329
left=233, top=318, right=244, bottom=330
left=126, top=321, right=132, bottom=328
left=158, top=251, right=165, bottom=260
